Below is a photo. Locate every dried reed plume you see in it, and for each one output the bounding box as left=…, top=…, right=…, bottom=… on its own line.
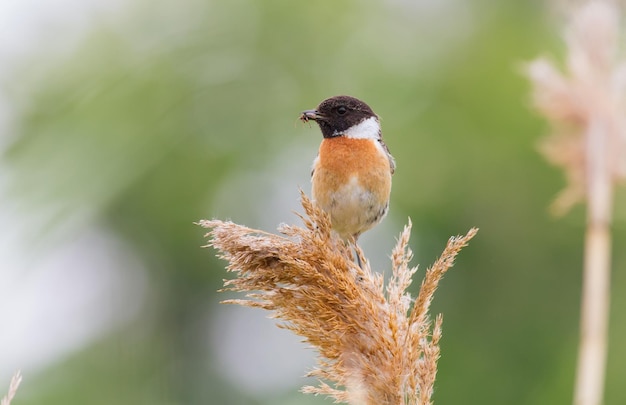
left=1, top=371, right=22, bottom=405
left=199, top=192, right=477, bottom=405
left=527, top=2, right=626, bottom=404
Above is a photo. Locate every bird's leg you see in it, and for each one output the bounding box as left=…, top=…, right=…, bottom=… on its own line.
left=355, top=249, right=363, bottom=269
left=351, top=234, right=364, bottom=269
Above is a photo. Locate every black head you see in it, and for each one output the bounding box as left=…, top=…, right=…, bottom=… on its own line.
left=300, top=95, right=377, bottom=138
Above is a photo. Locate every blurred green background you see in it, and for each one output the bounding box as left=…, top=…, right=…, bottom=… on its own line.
left=1, top=0, right=625, bottom=404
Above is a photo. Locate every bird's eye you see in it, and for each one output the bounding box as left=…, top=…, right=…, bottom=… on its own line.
left=337, top=106, right=347, bottom=115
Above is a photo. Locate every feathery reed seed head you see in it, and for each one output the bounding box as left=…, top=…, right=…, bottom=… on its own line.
left=199, top=192, right=477, bottom=404
left=1, top=371, right=22, bottom=405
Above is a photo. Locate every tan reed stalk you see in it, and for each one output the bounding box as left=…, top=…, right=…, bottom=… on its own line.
left=199, top=191, right=477, bottom=405
left=1, top=371, right=22, bottom=405
left=527, top=2, right=626, bottom=404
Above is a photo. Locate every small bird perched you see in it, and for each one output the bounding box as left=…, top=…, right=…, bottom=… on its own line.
left=300, top=95, right=395, bottom=252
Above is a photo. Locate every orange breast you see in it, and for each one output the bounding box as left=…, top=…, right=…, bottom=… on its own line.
left=311, top=137, right=392, bottom=238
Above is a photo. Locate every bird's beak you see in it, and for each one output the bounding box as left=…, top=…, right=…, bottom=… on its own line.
left=300, top=109, right=323, bottom=122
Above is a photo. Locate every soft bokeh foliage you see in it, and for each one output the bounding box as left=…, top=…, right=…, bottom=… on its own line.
left=1, top=0, right=626, bottom=404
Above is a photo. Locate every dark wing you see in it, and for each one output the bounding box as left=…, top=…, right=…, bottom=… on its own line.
left=379, top=139, right=396, bottom=175
left=311, top=154, right=319, bottom=178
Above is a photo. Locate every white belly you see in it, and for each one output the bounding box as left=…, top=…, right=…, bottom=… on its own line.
left=317, top=175, right=389, bottom=239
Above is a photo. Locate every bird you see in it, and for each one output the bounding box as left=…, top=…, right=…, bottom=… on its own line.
left=300, top=95, right=395, bottom=264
